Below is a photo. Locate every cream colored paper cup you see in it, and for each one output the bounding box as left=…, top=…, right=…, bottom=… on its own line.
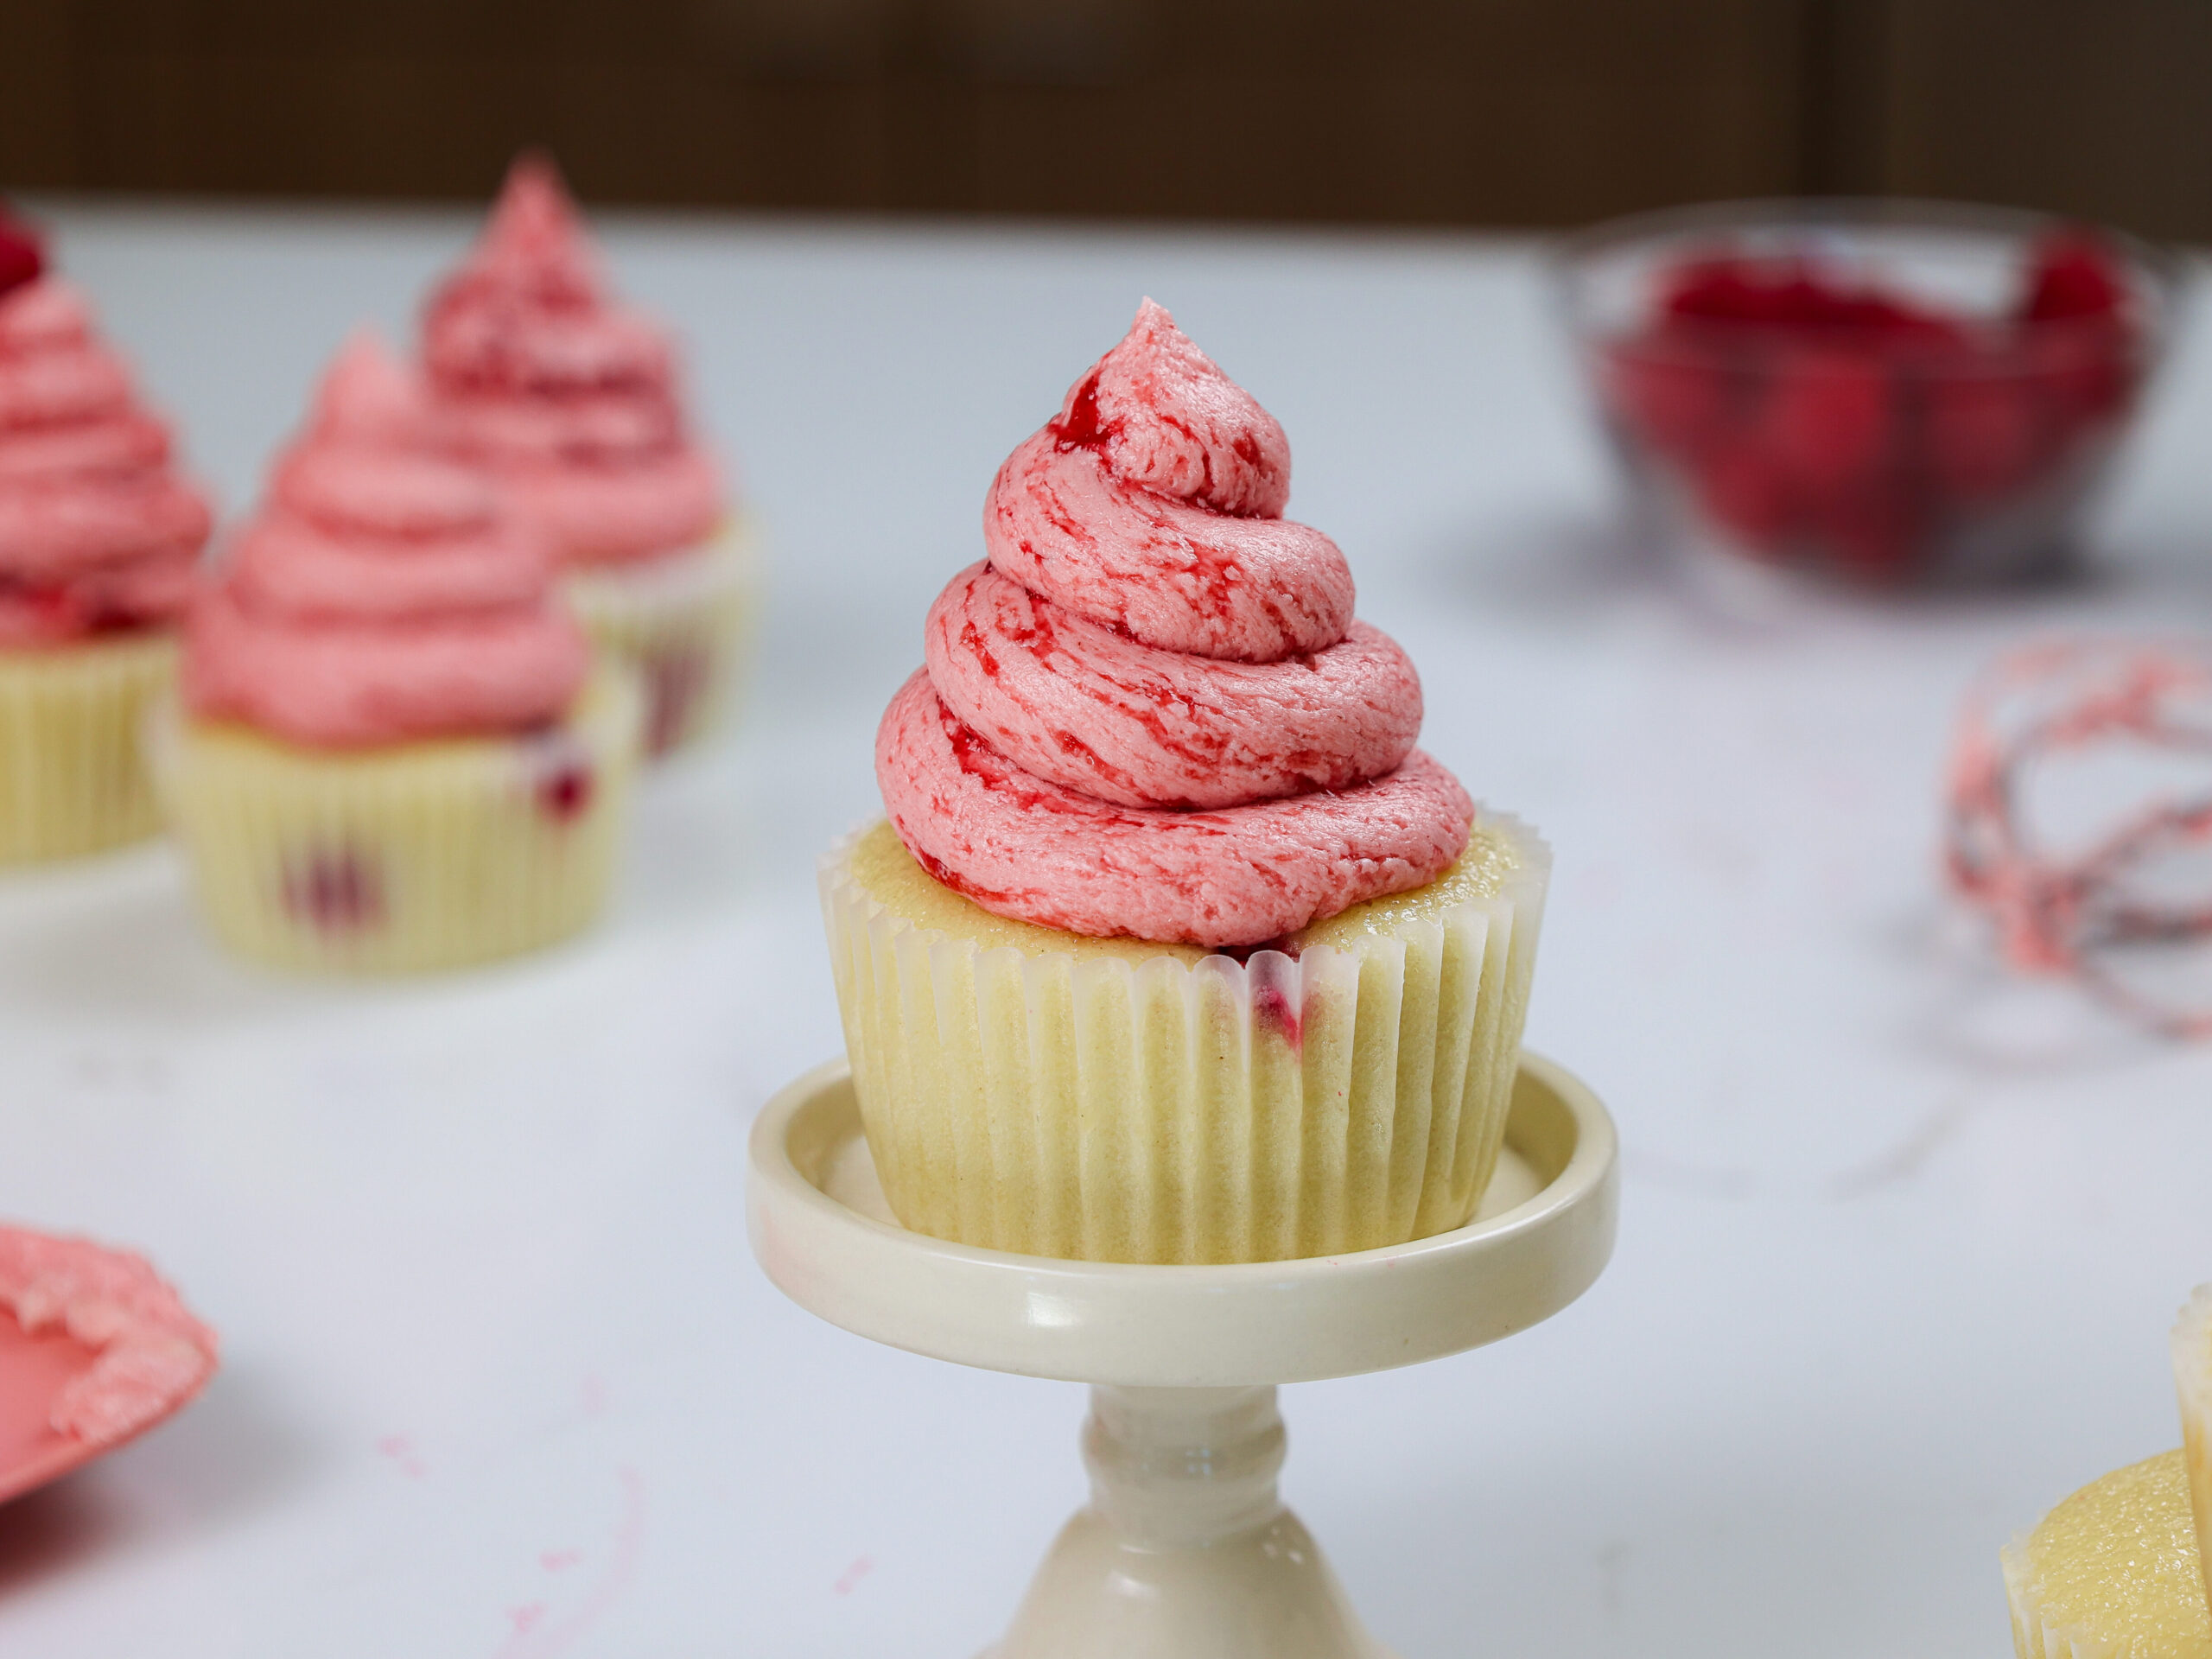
left=2175, top=1286, right=2212, bottom=1622
left=563, top=516, right=756, bottom=760
left=819, top=815, right=1548, bottom=1265
left=154, top=668, right=642, bottom=975
left=0, top=632, right=175, bottom=863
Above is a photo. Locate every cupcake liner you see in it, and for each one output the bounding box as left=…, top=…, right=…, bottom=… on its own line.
left=0, top=632, right=175, bottom=863
left=2002, top=1533, right=2083, bottom=1659
left=819, top=815, right=1549, bottom=1264
left=153, top=668, right=642, bottom=974
left=563, top=517, right=756, bottom=759
left=2176, top=1285, right=2212, bottom=1618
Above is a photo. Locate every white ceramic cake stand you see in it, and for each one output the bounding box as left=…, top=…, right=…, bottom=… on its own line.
left=747, top=1052, right=1618, bottom=1659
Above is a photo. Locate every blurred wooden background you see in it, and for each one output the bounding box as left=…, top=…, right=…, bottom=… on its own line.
left=5, top=0, right=2211, bottom=237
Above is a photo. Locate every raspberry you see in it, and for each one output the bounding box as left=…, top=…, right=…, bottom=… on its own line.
left=1924, top=372, right=2049, bottom=503
left=1762, top=348, right=1894, bottom=500
left=1663, top=255, right=1963, bottom=342
left=2021, top=232, right=2127, bottom=323
left=1690, top=437, right=1796, bottom=554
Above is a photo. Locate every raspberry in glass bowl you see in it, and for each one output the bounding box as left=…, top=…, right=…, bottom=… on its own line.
left=1556, top=200, right=2183, bottom=588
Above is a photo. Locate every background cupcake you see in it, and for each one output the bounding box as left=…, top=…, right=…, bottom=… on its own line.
left=161, top=334, right=639, bottom=974
left=0, top=209, right=213, bottom=862
left=823, top=302, right=1548, bottom=1265
left=422, top=155, right=750, bottom=760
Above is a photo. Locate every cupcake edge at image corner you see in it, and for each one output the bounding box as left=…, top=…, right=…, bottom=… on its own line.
left=0, top=209, right=214, bottom=863
left=420, top=153, right=756, bottom=761
left=155, top=334, right=642, bottom=976
left=1999, top=1289, right=2212, bottom=1659
left=821, top=299, right=1550, bottom=1266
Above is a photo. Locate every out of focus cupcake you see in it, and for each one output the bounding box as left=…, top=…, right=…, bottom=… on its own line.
left=422, top=156, right=750, bottom=759
left=2003, top=1450, right=2209, bottom=1659
left=1996, top=1291, right=2212, bottom=1659
left=0, top=211, right=213, bottom=861
left=158, top=335, right=640, bottom=974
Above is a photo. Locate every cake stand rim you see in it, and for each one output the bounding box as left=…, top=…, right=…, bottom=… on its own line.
left=745, top=1050, right=1618, bottom=1387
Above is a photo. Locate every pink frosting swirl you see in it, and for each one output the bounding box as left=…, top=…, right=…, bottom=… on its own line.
left=0, top=278, right=212, bottom=647
left=422, top=155, right=723, bottom=568
left=184, top=335, right=588, bottom=747
left=879, top=302, right=1473, bottom=950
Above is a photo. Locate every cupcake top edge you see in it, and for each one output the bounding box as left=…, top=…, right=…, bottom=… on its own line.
left=183, top=332, right=588, bottom=749
left=0, top=267, right=213, bottom=649
left=2011, top=1448, right=2210, bottom=1654
left=877, top=302, right=1480, bottom=951
left=421, top=152, right=725, bottom=569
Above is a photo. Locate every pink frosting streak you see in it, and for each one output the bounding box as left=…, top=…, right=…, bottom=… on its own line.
left=422, top=155, right=724, bottom=568
left=185, top=335, right=588, bottom=747
left=0, top=278, right=213, bottom=647
left=880, top=302, right=1472, bottom=949
left=0, top=1226, right=218, bottom=1446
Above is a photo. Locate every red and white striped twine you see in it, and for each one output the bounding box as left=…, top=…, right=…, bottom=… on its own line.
left=1946, top=637, right=2212, bottom=1039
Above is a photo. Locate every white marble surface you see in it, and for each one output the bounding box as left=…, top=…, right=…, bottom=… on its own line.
left=2, top=198, right=2211, bottom=1657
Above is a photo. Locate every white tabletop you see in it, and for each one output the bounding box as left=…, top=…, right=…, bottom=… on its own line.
left=3, top=198, right=2211, bottom=1658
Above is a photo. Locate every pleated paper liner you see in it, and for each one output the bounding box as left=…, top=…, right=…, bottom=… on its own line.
left=152, top=666, right=642, bottom=975
left=0, top=631, right=175, bottom=863
left=820, top=813, right=1549, bottom=1265
left=2001, top=1449, right=2211, bottom=1659
left=2177, top=1286, right=2212, bottom=1622
left=563, top=516, right=757, bottom=760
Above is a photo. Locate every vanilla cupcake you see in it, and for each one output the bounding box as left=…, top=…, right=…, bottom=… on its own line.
left=160, top=335, right=639, bottom=974
left=0, top=217, right=213, bottom=861
left=422, top=155, right=749, bottom=759
left=1994, top=1292, right=2212, bottom=1659
left=2003, top=1451, right=2210, bottom=1659
left=823, top=302, right=1548, bottom=1265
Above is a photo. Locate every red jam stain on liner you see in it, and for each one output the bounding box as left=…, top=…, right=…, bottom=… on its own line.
left=284, top=849, right=383, bottom=932
left=1249, top=961, right=1304, bottom=1052
left=537, top=762, right=594, bottom=823
left=641, top=644, right=711, bottom=756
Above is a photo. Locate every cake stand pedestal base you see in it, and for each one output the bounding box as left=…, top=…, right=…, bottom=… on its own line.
left=748, top=1053, right=1617, bottom=1659
left=989, top=1385, right=1389, bottom=1659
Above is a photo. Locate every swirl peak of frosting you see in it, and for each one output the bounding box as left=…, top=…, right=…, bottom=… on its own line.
left=0, top=274, right=212, bottom=647
left=422, top=154, right=724, bottom=567
left=185, top=333, right=588, bottom=747
left=880, top=303, right=1472, bottom=950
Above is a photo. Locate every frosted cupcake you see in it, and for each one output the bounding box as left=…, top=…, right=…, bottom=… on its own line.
left=0, top=217, right=213, bottom=861
left=823, top=302, right=1548, bottom=1265
left=160, top=336, right=640, bottom=974
left=423, top=156, right=748, bottom=759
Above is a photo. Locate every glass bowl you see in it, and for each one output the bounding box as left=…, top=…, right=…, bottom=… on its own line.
left=1554, top=199, right=2185, bottom=588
